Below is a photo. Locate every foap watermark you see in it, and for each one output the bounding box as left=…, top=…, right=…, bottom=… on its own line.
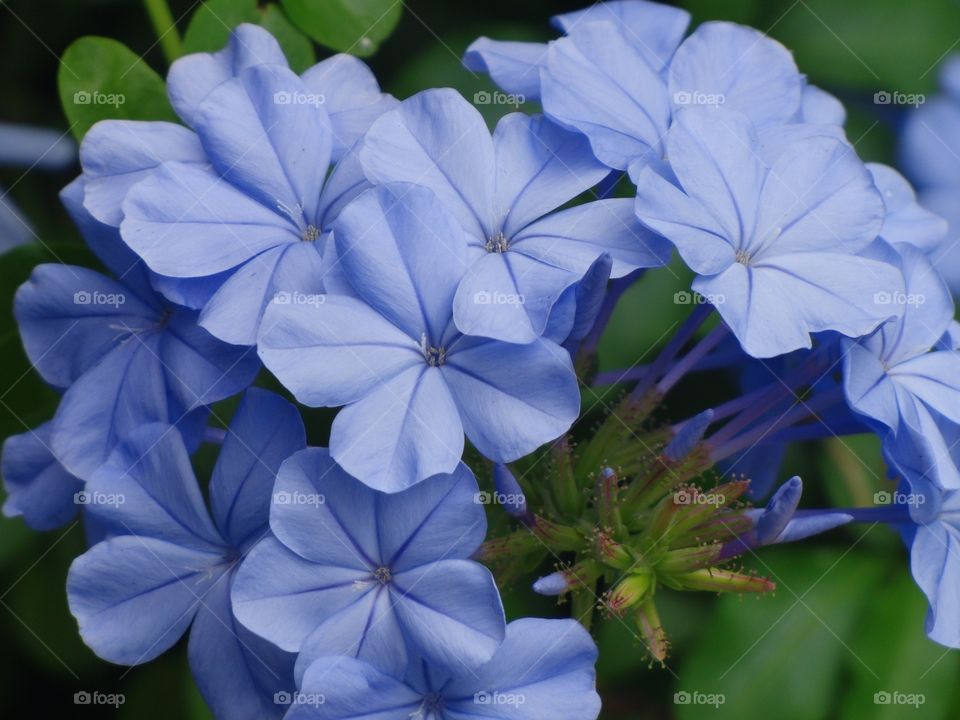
left=274, top=691, right=326, bottom=708
left=274, top=490, right=325, bottom=507
left=674, top=690, right=725, bottom=708
left=473, top=290, right=525, bottom=306
left=474, top=691, right=525, bottom=707
left=874, top=490, right=926, bottom=508
left=673, top=90, right=725, bottom=107
left=874, top=90, right=925, bottom=108
left=274, top=291, right=325, bottom=307
left=674, top=489, right=725, bottom=507
left=474, top=490, right=526, bottom=507
left=74, top=691, right=125, bottom=708
left=874, top=690, right=925, bottom=708
left=674, top=290, right=724, bottom=306
left=74, top=290, right=126, bottom=308
left=74, top=490, right=125, bottom=508
left=874, top=290, right=925, bottom=307
left=73, top=90, right=125, bottom=108
left=474, top=90, right=525, bottom=107
left=273, top=90, right=325, bottom=107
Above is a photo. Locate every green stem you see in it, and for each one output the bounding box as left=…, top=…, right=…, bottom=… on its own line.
left=144, top=0, right=182, bottom=64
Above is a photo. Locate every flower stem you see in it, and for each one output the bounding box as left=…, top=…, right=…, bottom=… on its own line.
left=628, top=304, right=713, bottom=403
left=144, top=0, right=182, bottom=64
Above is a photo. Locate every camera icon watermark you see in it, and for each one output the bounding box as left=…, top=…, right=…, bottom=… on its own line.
left=873, top=290, right=925, bottom=307
left=873, top=90, right=925, bottom=108
left=474, top=490, right=526, bottom=507
left=472, top=290, right=525, bottom=306
left=674, top=690, right=725, bottom=707
left=673, top=90, right=726, bottom=107
left=74, top=690, right=125, bottom=707
left=273, top=91, right=326, bottom=107
left=73, top=90, right=126, bottom=108
left=474, top=691, right=525, bottom=707
left=273, top=291, right=325, bottom=307
left=274, top=691, right=326, bottom=707
left=874, top=690, right=925, bottom=708
left=674, top=489, right=725, bottom=507
left=873, top=490, right=925, bottom=508
left=273, top=490, right=326, bottom=507
left=74, top=290, right=126, bottom=308
left=674, top=290, right=724, bottom=306
left=74, top=490, right=125, bottom=508
left=474, top=90, right=525, bottom=107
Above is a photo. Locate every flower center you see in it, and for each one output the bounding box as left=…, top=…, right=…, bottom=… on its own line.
left=485, top=231, right=509, bottom=253
left=302, top=224, right=320, bottom=242
left=735, top=248, right=752, bottom=265
left=373, top=566, right=392, bottom=584
left=420, top=334, right=447, bottom=367
left=411, top=692, right=444, bottom=719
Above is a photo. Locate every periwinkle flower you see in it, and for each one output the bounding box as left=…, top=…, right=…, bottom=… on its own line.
left=357, top=88, right=670, bottom=343
left=258, top=182, right=581, bottom=491
left=539, top=19, right=808, bottom=173
left=14, top=178, right=259, bottom=479
left=1, top=421, right=82, bottom=531
left=868, top=163, right=948, bottom=251
left=79, top=24, right=395, bottom=345
left=634, top=108, right=902, bottom=358
left=464, top=0, right=691, bottom=103
left=67, top=388, right=306, bottom=720
left=844, top=241, right=960, bottom=487
left=231, top=447, right=506, bottom=678
left=287, top=619, right=600, bottom=720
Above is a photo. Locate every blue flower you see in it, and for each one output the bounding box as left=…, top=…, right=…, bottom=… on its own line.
left=538, top=19, right=813, bottom=173
left=231, top=447, right=505, bottom=678
left=1, top=421, right=82, bottom=531
left=286, top=618, right=600, bottom=720
left=67, top=388, right=306, bottom=720
left=79, top=24, right=395, bottom=345
left=898, top=477, right=960, bottom=647
left=634, top=108, right=902, bottom=358
left=868, top=163, right=947, bottom=251
left=356, top=88, right=670, bottom=343
left=14, top=178, right=259, bottom=479
left=843, top=241, right=960, bottom=487
left=258, top=183, right=582, bottom=491
left=900, top=55, right=960, bottom=291
left=464, top=0, right=691, bottom=103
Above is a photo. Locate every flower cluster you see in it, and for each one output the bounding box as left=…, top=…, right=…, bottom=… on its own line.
left=4, top=2, right=960, bottom=718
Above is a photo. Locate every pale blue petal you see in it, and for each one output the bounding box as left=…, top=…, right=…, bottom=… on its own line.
left=79, top=120, right=205, bottom=226
left=168, top=23, right=289, bottom=127
left=541, top=21, right=669, bottom=170
left=330, top=366, right=464, bottom=492
left=292, top=656, right=422, bottom=720
left=68, top=536, right=222, bottom=664
left=359, top=89, right=496, bottom=238
left=1, top=422, right=82, bottom=531
left=669, top=22, right=803, bottom=128
left=463, top=38, right=547, bottom=100
left=300, top=54, right=397, bottom=161
left=258, top=295, right=422, bottom=407
left=334, top=184, right=472, bottom=342
left=209, top=388, right=306, bottom=550
left=443, top=338, right=579, bottom=461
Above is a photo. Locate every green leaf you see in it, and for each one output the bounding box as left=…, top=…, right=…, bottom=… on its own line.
left=281, top=0, right=402, bottom=56
left=839, top=571, right=960, bottom=720
left=675, top=546, right=885, bottom=720
left=182, top=0, right=259, bottom=54
left=183, top=0, right=316, bottom=74
left=58, top=36, right=177, bottom=141
left=772, top=0, right=960, bottom=91
left=259, top=4, right=316, bottom=73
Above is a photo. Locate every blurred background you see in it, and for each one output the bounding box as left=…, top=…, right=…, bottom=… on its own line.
left=1, top=0, right=959, bottom=718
